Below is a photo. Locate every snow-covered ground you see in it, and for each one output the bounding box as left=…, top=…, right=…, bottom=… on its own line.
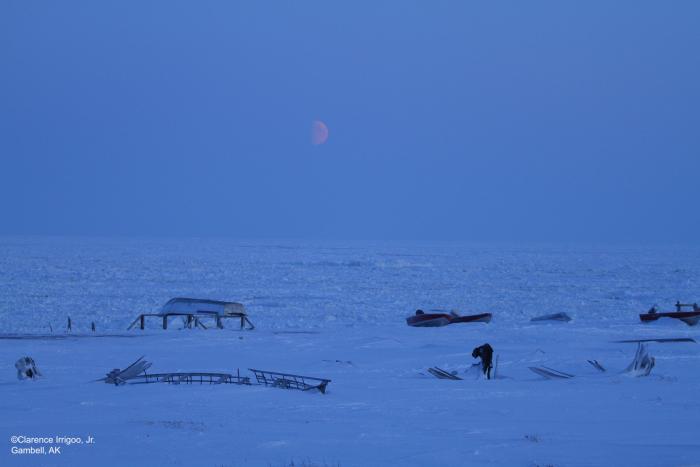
left=1, top=237, right=699, bottom=466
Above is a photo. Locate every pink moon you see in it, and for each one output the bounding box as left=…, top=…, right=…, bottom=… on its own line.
left=311, top=120, right=329, bottom=145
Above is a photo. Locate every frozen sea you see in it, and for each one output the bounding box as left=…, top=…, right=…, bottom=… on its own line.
left=1, top=237, right=699, bottom=466
left=2, top=237, right=699, bottom=332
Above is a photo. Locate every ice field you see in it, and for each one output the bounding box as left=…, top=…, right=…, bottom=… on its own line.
left=1, top=237, right=699, bottom=466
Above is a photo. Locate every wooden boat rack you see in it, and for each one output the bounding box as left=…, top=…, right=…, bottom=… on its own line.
left=127, top=312, right=254, bottom=331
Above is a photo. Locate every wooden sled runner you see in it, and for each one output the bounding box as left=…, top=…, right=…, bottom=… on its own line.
left=130, top=371, right=251, bottom=386
left=99, top=358, right=330, bottom=394
left=427, top=367, right=463, bottom=380
left=249, top=369, right=332, bottom=394
left=529, top=366, right=575, bottom=379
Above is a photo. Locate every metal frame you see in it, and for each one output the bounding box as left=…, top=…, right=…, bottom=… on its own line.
left=248, top=368, right=331, bottom=394
left=130, top=371, right=252, bottom=385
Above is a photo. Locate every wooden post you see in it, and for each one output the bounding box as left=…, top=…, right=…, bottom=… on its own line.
left=162, top=315, right=168, bottom=330
left=67, top=317, right=72, bottom=332
left=217, top=316, right=223, bottom=329
left=140, top=315, right=145, bottom=330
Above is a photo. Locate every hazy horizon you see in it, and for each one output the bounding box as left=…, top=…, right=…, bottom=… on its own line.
left=2, top=2, right=699, bottom=243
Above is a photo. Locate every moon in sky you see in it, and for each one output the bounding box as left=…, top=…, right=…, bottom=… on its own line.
left=311, top=120, right=329, bottom=145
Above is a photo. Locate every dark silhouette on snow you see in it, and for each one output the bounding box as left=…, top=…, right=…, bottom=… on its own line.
left=15, top=356, right=41, bottom=380
left=472, top=343, right=494, bottom=379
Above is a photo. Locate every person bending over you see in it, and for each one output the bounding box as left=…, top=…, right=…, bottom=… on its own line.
left=472, top=343, right=494, bottom=379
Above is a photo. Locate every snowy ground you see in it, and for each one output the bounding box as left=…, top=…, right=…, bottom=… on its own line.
left=1, top=238, right=699, bottom=466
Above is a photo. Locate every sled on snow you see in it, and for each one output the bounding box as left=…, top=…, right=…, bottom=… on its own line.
left=99, top=358, right=330, bottom=394
left=249, top=368, right=331, bottom=394
left=407, top=309, right=492, bottom=327
left=427, top=367, right=463, bottom=380
left=530, top=312, right=572, bottom=323
left=130, top=371, right=252, bottom=386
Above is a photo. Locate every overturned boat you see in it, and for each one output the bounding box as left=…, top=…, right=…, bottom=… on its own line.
left=128, top=297, right=255, bottom=330
left=639, top=301, right=700, bottom=326
left=531, top=312, right=572, bottom=323
left=406, top=309, right=492, bottom=327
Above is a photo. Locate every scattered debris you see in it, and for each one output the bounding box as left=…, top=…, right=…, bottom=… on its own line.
left=530, top=312, right=572, bottom=323
left=587, top=360, right=606, bottom=372
left=100, top=356, right=153, bottom=385
left=623, top=343, right=655, bottom=377
left=472, top=343, right=494, bottom=379
left=528, top=366, right=574, bottom=379
left=15, top=357, right=42, bottom=380
left=427, top=367, right=462, bottom=380
left=532, top=344, right=655, bottom=380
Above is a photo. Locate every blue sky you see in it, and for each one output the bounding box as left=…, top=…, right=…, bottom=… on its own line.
left=1, top=2, right=698, bottom=242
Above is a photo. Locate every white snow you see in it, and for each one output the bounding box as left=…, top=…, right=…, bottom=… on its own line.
left=1, top=238, right=699, bottom=466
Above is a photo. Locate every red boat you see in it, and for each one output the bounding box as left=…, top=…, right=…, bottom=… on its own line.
left=639, top=302, right=700, bottom=326
left=406, top=310, right=492, bottom=327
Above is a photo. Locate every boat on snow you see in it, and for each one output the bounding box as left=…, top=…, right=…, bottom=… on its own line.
left=406, top=309, right=492, bottom=327
left=639, top=302, right=700, bottom=326
left=127, top=297, right=254, bottom=330
left=530, top=312, right=572, bottom=323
